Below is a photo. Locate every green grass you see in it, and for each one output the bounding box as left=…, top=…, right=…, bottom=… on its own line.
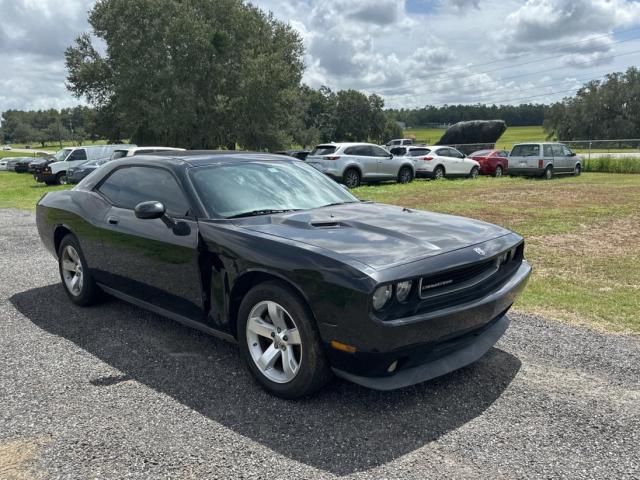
left=0, top=151, right=47, bottom=159
left=7, top=139, right=110, bottom=152
left=583, top=156, right=640, bottom=174
left=355, top=173, right=640, bottom=333
left=1, top=170, right=638, bottom=333
left=0, top=172, right=70, bottom=210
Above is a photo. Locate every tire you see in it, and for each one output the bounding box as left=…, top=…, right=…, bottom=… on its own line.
left=237, top=280, right=332, bottom=399
left=343, top=168, right=361, bottom=188
left=433, top=165, right=445, bottom=180
left=494, top=165, right=503, bottom=177
left=574, top=164, right=581, bottom=176
left=469, top=166, right=479, bottom=179
left=58, top=234, right=100, bottom=306
left=397, top=166, right=413, bottom=184
left=56, top=172, right=68, bottom=185
left=543, top=166, right=553, bottom=180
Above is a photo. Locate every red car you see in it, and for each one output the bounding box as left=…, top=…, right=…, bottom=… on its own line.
left=469, top=149, right=509, bottom=177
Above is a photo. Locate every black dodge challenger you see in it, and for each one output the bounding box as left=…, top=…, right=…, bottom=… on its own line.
left=36, top=152, right=531, bottom=398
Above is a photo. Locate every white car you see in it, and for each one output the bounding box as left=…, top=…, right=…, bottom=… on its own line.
left=0, top=159, right=8, bottom=170
left=109, top=146, right=185, bottom=160
left=390, top=145, right=480, bottom=179
left=2, top=145, right=11, bottom=150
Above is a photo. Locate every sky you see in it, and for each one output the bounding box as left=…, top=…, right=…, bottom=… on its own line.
left=1, top=0, right=639, bottom=114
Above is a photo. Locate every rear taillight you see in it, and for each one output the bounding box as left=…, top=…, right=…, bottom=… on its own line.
left=325, top=156, right=341, bottom=160
left=538, top=159, right=544, bottom=168
left=422, top=156, right=433, bottom=161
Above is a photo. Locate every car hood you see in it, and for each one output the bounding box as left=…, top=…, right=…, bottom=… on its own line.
left=237, top=202, right=511, bottom=270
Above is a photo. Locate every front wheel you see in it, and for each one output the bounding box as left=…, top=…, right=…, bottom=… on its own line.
left=238, top=281, right=332, bottom=399
left=574, top=164, right=581, bottom=176
left=397, top=166, right=413, bottom=184
left=469, top=166, right=479, bottom=179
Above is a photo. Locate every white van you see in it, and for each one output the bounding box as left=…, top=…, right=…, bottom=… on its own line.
left=36, top=144, right=136, bottom=185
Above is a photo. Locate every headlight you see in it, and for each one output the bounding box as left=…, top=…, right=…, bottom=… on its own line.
left=396, top=280, right=412, bottom=302
left=372, top=285, right=392, bottom=310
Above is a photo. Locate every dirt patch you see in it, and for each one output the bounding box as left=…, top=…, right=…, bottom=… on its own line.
left=0, top=438, right=48, bottom=480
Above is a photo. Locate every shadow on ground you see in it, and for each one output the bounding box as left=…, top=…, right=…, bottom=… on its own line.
left=11, top=285, right=521, bottom=475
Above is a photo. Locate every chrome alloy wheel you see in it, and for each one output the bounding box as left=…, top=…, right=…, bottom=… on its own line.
left=61, top=245, right=83, bottom=296
left=246, top=300, right=302, bottom=383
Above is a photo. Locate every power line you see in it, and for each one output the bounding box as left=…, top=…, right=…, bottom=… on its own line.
left=426, top=35, right=640, bottom=82
left=417, top=26, right=640, bottom=77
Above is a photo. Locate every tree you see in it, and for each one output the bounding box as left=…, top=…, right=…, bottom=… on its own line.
left=65, top=0, right=304, bottom=151
left=333, top=90, right=372, bottom=142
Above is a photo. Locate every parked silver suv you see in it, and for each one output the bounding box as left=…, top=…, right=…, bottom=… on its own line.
left=508, top=142, right=582, bottom=179
left=306, top=143, right=415, bottom=188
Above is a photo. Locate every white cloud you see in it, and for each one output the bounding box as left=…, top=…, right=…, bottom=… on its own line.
left=1, top=0, right=640, bottom=115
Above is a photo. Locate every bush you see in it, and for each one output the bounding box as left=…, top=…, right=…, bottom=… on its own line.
left=582, top=156, right=640, bottom=174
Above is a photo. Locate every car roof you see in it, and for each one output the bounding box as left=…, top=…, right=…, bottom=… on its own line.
left=315, top=142, right=383, bottom=148
left=110, top=151, right=298, bottom=168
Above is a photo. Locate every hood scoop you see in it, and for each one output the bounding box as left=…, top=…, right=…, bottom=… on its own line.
left=310, top=221, right=342, bottom=229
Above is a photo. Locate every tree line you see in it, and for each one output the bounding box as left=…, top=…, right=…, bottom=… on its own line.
left=386, top=103, right=547, bottom=128
left=544, top=67, right=640, bottom=141
left=0, top=106, right=100, bottom=147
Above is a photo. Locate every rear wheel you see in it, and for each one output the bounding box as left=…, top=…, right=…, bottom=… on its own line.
left=58, top=234, right=99, bottom=306
left=397, top=166, right=413, bottom=184
left=433, top=165, right=445, bottom=180
left=494, top=165, right=503, bottom=177
left=574, top=164, right=581, bottom=176
left=469, top=166, right=479, bottom=179
left=238, top=281, right=332, bottom=399
left=544, top=166, right=553, bottom=180
left=343, top=168, right=361, bottom=188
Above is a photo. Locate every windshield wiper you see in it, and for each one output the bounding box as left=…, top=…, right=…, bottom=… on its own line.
left=227, top=209, right=299, bottom=219
left=320, top=201, right=359, bottom=208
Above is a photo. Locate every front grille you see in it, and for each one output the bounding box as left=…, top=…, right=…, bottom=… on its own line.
left=416, top=244, right=524, bottom=312
left=376, top=243, right=525, bottom=322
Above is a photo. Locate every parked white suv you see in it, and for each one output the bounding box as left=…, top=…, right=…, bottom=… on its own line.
left=306, top=143, right=416, bottom=188
left=390, top=145, right=480, bottom=179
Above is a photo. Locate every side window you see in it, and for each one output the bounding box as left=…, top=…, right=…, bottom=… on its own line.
left=344, top=146, right=360, bottom=156
left=561, top=145, right=573, bottom=156
left=369, top=146, right=390, bottom=157
left=551, top=145, right=565, bottom=157
left=450, top=148, right=464, bottom=158
left=132, top=149, right=154, bottom=156
left=543, top=145, right=554, bottom=157
left=434, top=148, right=448, bottom=157
left=98, top=166, right=191, bottom=216
left=69, top=149, right=87, bottom=161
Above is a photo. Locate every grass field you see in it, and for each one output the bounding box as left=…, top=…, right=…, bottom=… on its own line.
left=404, top=125, right=547, bottom=148
left=1, top=170, right=638, bottom=333
left=6, top=140, right=110, bottom=151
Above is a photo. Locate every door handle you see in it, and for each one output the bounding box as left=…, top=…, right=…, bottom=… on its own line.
left=107, top=216, right=119, bottom=225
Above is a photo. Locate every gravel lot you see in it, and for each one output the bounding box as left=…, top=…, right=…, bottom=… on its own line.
left=1, top=209, right=639, bottom=479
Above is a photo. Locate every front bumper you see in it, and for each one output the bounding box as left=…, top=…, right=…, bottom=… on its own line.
left=326, top=260, right=531, bottom=389
left=333, top=313, right=510, bottom=390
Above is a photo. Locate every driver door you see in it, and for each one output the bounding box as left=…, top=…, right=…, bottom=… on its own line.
left=93, top=165, right=205, bottom=321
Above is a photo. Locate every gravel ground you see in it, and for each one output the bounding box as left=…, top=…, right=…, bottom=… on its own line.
left=1, top=208, right=639, bottom=479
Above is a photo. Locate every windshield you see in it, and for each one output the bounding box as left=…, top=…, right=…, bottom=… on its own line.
left=53, top=148, right=72, bottom=162
left=470, top=150, right=491, bottom=157
left=190, top=161, right=358, bottom=218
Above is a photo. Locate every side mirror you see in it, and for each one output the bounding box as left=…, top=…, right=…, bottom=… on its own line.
left=135, top=201, right=166, bottom=220
left=388, top=153, right=394, bottom=158
left=570, top=152, right=576, bottom=157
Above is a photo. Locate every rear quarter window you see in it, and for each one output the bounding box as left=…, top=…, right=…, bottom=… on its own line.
left=311, top=146, right=337, bottom=156
left=511, top=144, right=540, bottom=157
